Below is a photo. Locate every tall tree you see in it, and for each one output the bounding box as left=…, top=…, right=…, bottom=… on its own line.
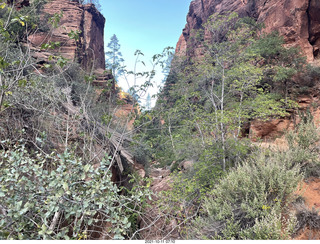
left=105, top=34, right=124, bottom=80
left=161, top=51, right=174, bottom=83
left=145, top=93, right=152, bottom=110
left=153, top=13, right=299, bottom=172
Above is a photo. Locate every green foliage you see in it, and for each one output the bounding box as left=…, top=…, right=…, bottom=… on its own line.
left=184, top=115, right=320, bottom=239
left=147, top=13, right=300, bottom=175
left=68, top=29, right=81, bottom=42
left=0, top=141, right=150, bottom=240
left=120, top=174, right=152, bottom=238
left=297, top=64, right=320, bottom=90
left=48, top=10, right=63, bottom=28
left=189, top=147, right=302, bottom=239
left=105, top=34, right=125, bottom=79
left=286, top=112, right=320, bottom=177
left=0, top=1, right=48, bottom=41
left=240, top=210, right=297, bottom=240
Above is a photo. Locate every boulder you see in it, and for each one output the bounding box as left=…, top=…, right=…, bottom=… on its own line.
left=178, top=160, right=195, bottom=171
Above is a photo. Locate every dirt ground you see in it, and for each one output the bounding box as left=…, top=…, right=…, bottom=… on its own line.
left=294, top=178, right=320, bottom=240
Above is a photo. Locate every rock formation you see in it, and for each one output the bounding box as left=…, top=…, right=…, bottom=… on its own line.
left=176, top=0, right=320, bottom=63
left=173, top=0, right=320, bottom=140
left=27, top=0, right=105, bottom=71
left=7, top=0, right=29, bottom=9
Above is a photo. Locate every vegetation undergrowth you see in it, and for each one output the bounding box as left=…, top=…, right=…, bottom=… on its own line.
left=0, top=1, right=153, bottom=240
left=0, top=140, right=151, bottom=240
left=132, top=12, right=320, bottom=240
left=1, top=1, right=320, bottom=240
left=152, top=114, right=320, bottom=240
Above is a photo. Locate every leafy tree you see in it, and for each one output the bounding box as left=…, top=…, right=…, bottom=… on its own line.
left=153, top=13, right=296, bottom=172
left=252, top=31, right=305, bottom=103
left=127, top=87, right=140, bottom=104
left=105, top=34, right=125, bottom=79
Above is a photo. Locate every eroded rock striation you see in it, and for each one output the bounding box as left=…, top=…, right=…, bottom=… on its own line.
left=176, top=0, right=320, bottom=63
left=27, top=0, right=105, bottom=71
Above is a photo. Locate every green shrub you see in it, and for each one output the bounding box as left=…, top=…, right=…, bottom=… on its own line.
left=286, top=112, right=320, bottom=177
left=240, top=210, right=297, bottom=240
left=0, top=1, right=48, bottom=41
left=0, top=141, right=150, bottom=240
left=189, top=148, right=303, bottom=240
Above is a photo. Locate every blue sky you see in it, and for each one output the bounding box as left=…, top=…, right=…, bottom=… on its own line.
left=100, top=0, right=192, bottom=106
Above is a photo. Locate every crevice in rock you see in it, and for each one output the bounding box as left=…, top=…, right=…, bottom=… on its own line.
left=246, top=0, right=258, bottom=20
left=78, top=6, right=86, bottom=69
left=200, top=0, right=205, bottom=15
left=307, top=0, right=312, bottom=42
left=306, top=0, right=317, bottom=59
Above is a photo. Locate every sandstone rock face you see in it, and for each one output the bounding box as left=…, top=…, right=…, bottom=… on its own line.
left=177, top=0, right=320, bottom=62
left=175, top=34, right=187, bottom=56
left=8, top=0, right=29, bottom=9
left=249, top=91, right=320, bottom=140
left=309, top=0, right=320, bottom=59
left=28, top=0, right=105, bottom=71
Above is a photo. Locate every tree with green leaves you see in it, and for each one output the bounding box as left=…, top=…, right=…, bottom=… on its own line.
left=105, top=34, right=125, bottom=79
left=153, top=13, right=297, bottom=172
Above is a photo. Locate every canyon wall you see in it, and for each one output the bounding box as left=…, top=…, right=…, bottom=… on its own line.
left=174, top=0, right=320, bottom=140
left=176, top=0, right=320, bottom=63
left=27, top=0, right=105, bottom=71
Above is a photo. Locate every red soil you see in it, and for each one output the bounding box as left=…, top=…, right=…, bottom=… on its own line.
left=294, top=178, right=320, bottom=240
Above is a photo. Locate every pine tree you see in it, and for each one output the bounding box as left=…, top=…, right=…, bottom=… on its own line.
left=145, top=93, right=152, bottom=110
left=105, top=34, right=125, bottom=79
left=162, top=52, right=174, bottom=83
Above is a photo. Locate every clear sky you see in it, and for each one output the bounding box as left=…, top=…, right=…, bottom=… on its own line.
left=100, top=0, right=192, bottom=107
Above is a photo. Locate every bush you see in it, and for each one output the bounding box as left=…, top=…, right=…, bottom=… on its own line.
left=189, top=148, right=303, bottom=240
left=286, top=112, right=320, bottom=177
left=0, top=141, right=151, bottom=240
left=240, top=210, right=297, bottom=240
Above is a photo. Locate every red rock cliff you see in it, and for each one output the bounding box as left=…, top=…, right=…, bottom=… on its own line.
left=177, top=0, right=320, bottom=63
left=27, top=0, right=105, bottom=71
